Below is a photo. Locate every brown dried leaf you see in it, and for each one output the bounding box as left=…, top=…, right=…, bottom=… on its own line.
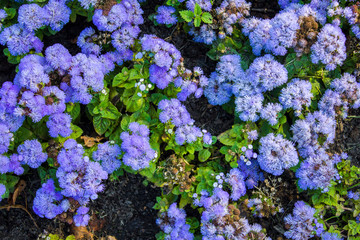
left=10, top=179, right=26, bottom=206
left=71, top=225, right=94, bottom=240
left=81, top=136, right=104, bottom=147
left=88, top=214, right=106, bottom=232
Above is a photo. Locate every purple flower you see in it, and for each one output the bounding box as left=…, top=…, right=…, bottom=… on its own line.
left=291, top=111, right=336, bottom=158
left=45, top=43, right=72, bottom=71
left=238, top=159, right=264, bottom=189
left=77, top=27, right=102, bottom=55
left=33, top=179, right=68, bottom=219
left=227, top=168, right=246, bottom=200
left=17, top=139, right=47, bottom=168
left=0, top=124, right=12, bottom=154
left=74, top=206, right=90, bottom=226
left=284, top=201, right=319, bottom=240
left=0, top=24, right=43, bottom=56
left=121, top=122, right=156, bottom=171
left=296, top=149, right=339, bottom=191
left=258, top=133, right=299, bottom=176
left=47, top=113, right=72, bottom=138
left=157, top=203, right=194, bottom=240
left=260, top=103, right=282, bottom=126
left=265, top=11, right=300, bottom=56
left=155, top=6, right=177, bottom=25
left=311, top=23, right=346, bottom=71
left=18, top=4, right=46, bottom=31
left=279, top=79, right=313, bottom=116
left=92, top=141, right=122, bottom=174
left=235, top=93, right=264, bottom=122
left=175, top=124, right=203, bottom=145
left=111, top=24, right=140, bottom=52
left=186, top=0, right=212, bottom=11
left=43, top=0, right=71, bottom=32
left=158, top=99, right=193, bottom=127
left=247, top=54, right=288, bottom=92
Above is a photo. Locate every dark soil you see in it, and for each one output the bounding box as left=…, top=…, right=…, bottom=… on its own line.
left=89, top=173, right=161, bottom=240
left=334, top=108, right=360, bottom=167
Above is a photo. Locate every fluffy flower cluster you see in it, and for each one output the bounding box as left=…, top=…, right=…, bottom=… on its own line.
left=258, top=133, right=299, bottom=176
left=141, top=34, right=182, bottom=89
left=46, top=113, right=72, bottom=138
left=156, top=203, right=194, bottom=240
left=227, top=168, right=246, bottom=201
left=195, top=188, right=251, bottom=239
left=155, top=6, right=177, bottom=25
left=237, top=159, right=264, bottom=189
left=120, top=122, right=156, bottom=171
left=296, top=149, right=341, bottom=191
left=319, top=73, right=360, bottom=118
left=260, top=103, right=283, bottom=126
left=291, top=111, right=336, bottom=158
left=265, top=11, right=300, bottom=56
left=158, top=98, right=212, bottom=145
left=0, top=124, right=12, bottom=154
left=204, top=54, right=245, bottom=106
left=158, top=99, right=193, bottom=126
left=242, top=18, right=271, bottom=56
left=0, top=0, right=70, bottom=55
left=79, top=0, right=143, bottom=60
left=56, top=139, right=108, bottom=205
left=0, top=154, right=24, bottom=175
left=310, top=23, right=346, bottom=71
left=17, top=139, right=48, bottom=169
left=73, top=206, right=90, bottom=227
left=284, top=201, right=324, bottom=239
left=279, top=79, right=313, bottom=116
left=33, top=179, right=70, bottom=219
left=176, top=66, right=208, bottom=101
left=92, top=141, right=122, bottom=174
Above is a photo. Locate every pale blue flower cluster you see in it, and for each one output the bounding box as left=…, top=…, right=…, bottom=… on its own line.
left=258, top=133, right=299, bottom=176
left=156, top=203, right=194, bottom=240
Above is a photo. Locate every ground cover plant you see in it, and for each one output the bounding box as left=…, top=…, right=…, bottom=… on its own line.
left=0, top=0, right=360, bottom=239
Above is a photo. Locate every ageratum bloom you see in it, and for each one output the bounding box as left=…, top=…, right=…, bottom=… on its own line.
left=258, top=133, right=298, bottom=176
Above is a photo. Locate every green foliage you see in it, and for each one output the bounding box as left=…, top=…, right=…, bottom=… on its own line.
left=179, top=3, right=212, bottom=27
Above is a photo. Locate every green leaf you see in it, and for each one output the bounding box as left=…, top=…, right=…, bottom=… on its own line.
left=179, top=10, right=195, bottom=22
left=126, top=97, right=145, bottom=112
left=217, top=129, right=236, bottom=146
left=199, top=149, right=211, bottom=162
left=194, top=3, right=202, bottom=16
left=194, top=16, right=201, bottom=27
left=100, top=102, right=121, bottom=120
left=121, top=115, right=131, bottom=130
left=93, top=116, right=111, bottom=135
left=201, top=12, right=213, bottom=24
left=66, top=103, right=81, bottom=120
left=186, top=145, right=195, bottom=154
left=70, top=11, right=77, bottom=23
left=65, top=235, right=76, bottom=240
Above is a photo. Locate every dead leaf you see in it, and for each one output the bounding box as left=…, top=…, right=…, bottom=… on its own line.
left=9, top=179, right=26, bottom=206
left=88, top=214, right=106, bottom=232
left=71, top=225, right=94, bottom=240
left=81, top=136, right=104, bottom=147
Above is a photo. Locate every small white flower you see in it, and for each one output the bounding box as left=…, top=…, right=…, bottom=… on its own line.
left=84, top=156, right=89, bottom=162
left=147, top=84, right=152, bottom=88
left=140, top=78, right=144, bottom=82
left=167, top=129, right=173, bottom=134
left=109, top=140, right=115, bottom=144
left=202, top=129, right=207, bottom=133
left=139, top=84, right=146, bottom=91
left=192, top=193, right=198, bottom=198
left=246, top=161, right=252, bottom=166
left=213, top=182, right=218, bottom=187
left=216, top=175, right=221, bottom=180
left=137, top=92, right=142, bottom=97
left=219, top=172, right=224, bottom=176
left=101, top=89, right=107, bottom=94
left=154, top=152, right=158, bottom=158
left=218, top=184, right=223, bottom=188
left=248, top=144, right=253, bottom=149
left=11, top=137, right=14, bottom=142
left=135, top=82, right=139, bottom=87
left=253, top=153, right=258, bottom=158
